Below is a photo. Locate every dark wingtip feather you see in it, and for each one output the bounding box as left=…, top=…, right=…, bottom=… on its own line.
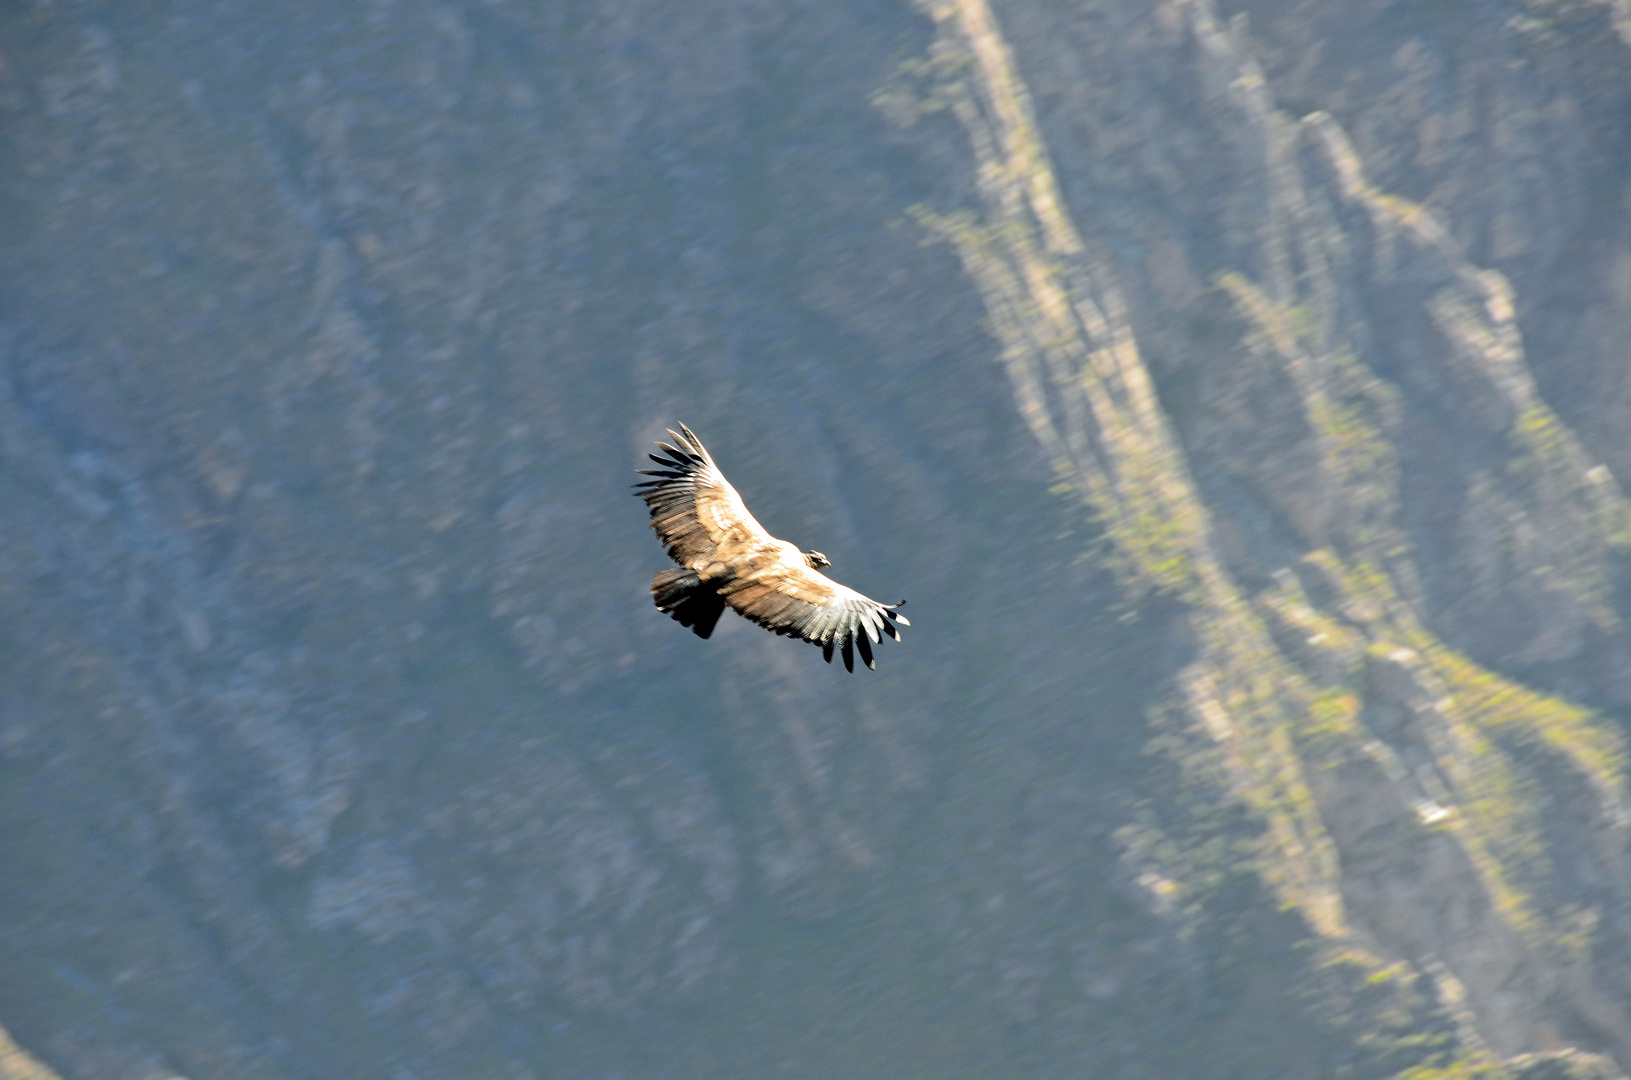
left=823, top=640, right=835, bottom=664
left=666, top=429, right=704, bottom=459
left=841, top=635, right=855, bottom=673
left=857, top=633, right=874, bottom=670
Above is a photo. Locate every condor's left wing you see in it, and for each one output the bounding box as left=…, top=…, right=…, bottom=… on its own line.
left=634, top=424, right=773, bottom=568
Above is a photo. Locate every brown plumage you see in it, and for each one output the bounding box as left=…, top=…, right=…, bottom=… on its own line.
left=634, top=424, right=907, bottom=671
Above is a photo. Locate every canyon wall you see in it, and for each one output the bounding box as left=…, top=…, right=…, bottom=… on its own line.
left=2, top=1, right=1631, bottom=1077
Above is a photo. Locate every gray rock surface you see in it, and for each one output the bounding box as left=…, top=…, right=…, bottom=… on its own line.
left=2, top=0, right=1631, bottom=1078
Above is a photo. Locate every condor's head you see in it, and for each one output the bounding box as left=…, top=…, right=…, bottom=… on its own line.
left=802, top=550, right=831, bottom=569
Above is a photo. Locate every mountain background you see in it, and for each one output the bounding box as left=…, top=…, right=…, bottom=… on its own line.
left=4, top=0, right=1631, bottom=1077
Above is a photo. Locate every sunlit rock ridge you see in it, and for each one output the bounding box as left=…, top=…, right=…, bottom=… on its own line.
left=2, top=1, right=1631, bottom=1078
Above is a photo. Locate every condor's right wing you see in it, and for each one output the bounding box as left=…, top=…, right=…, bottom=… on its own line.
left=721, top=563, right=908, bottom=672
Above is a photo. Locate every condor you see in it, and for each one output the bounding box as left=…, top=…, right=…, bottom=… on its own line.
left=634, top=425, right=907, bottom=671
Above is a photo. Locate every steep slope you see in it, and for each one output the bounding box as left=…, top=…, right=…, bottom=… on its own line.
left=892, top=0, right=1631, bottom=1065
left=1, top=0, right=1630, bottom=1078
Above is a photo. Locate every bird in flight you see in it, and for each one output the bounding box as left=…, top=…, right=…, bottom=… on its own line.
left=634, top=424, right=907, bottom=671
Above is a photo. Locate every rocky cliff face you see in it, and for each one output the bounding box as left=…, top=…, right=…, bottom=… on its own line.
left=3, top=1, right=1631, bottom=1078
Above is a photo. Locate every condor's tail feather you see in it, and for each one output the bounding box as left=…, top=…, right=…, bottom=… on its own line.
left=651, top=568, right=726, bottom=639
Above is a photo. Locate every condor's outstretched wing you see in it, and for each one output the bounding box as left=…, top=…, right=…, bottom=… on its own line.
left=721, top=568, right=907, bottom=672
left=633, top=424, right=772, bottom=567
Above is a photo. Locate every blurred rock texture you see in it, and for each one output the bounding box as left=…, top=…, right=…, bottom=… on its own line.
left=2, top=0, right=1631, bottom=1077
